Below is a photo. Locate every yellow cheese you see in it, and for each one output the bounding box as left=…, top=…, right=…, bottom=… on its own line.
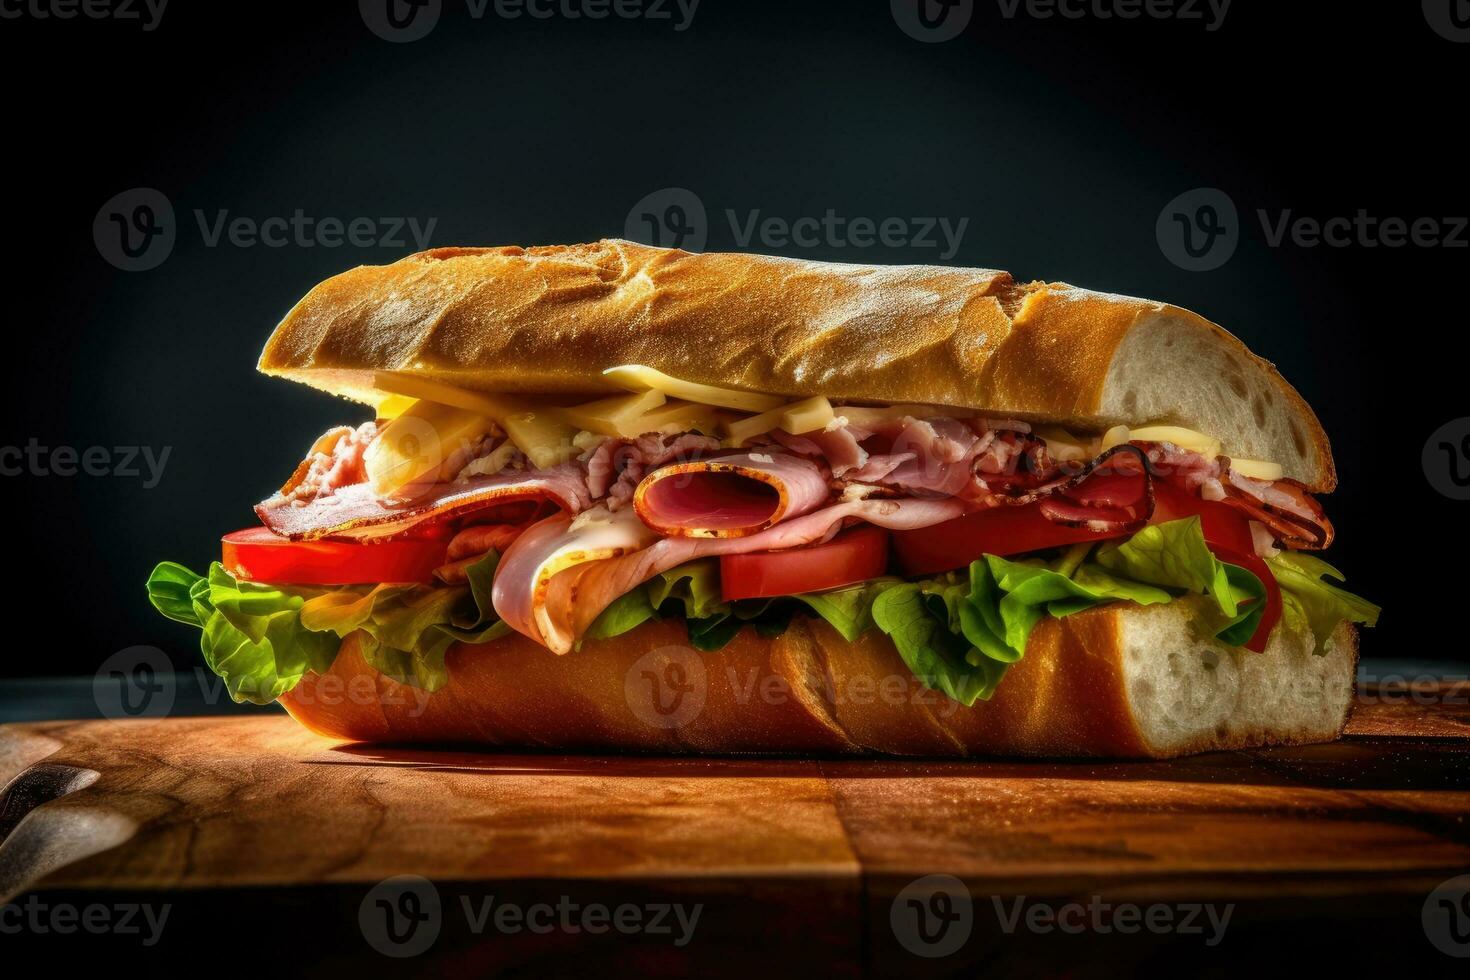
left=373, top=394, right=418, bottom=419
left=1100, top=425, right=1133, bottom=452
left=373, top=372, right=576, bottom=469
left=364, top=401, right=495, bottom=496
left=629, top=399, right=725, bottom=436
left=725, top=396, right=835, bottom=445
left=554, top=390, right=667, bottom=438
left=602, top=365, right=786, bottom=413
left=1033, top=425, right=1094, bottom=463
left=1125, top=425, right=1222, bottom=459
left=499, top=407, right=579, bottom=470
left=1229, top=457, right=1284, bottom=481
left=373, top=372, right=522, bottom=418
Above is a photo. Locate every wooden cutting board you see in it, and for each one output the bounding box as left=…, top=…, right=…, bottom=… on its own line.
left=3, top=686, right=1469, bottom=975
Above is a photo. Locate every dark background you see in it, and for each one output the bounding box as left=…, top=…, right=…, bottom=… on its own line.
left=1, top=0, right=1462, bottom=680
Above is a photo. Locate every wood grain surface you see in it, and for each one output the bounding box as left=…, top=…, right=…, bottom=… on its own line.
left=2, top=692, right=1468, bottom=975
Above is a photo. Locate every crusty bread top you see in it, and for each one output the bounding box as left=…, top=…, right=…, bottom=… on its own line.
left=258, top=240, right=1335, bottom=490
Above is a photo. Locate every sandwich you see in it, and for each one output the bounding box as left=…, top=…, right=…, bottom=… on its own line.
left=146, top=241, right=1378, bottom=758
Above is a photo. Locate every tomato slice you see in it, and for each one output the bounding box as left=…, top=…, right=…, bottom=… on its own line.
left=1151, top=479, right=1254, bottom=554
left=892, top=504, right=1125, bottom=577
left=222, top=527, right=449, bottom=586
left=1207, top=543, right=1282, bottom=653
left=721, top=525, right=890, bottom=601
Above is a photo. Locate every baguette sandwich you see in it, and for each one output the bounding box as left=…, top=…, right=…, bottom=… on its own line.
left=147, top=241, right=1378, bottom=757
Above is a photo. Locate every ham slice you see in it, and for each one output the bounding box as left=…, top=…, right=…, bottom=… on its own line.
left=633, top=451, right=830, bottom=538
left=255, top=463, right=592, bottom=541
left=494, top=495, right=966, bottom=653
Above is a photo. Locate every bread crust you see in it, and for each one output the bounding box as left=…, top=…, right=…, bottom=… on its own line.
left=258, top=241, right=1335, bottom=490
left=278, top=607, right=1355, bottom=759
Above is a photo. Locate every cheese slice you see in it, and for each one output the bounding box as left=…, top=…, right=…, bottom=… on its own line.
left=364, top=401, right=496, bottom=496
left=1229, top=458, right=1284, bottom=481
left=554, top=390, right=668, bottom=438
left=630, top=399, right=725, bottom=436
left=725, top=396, right=835, bottom=445
left=373, top=372, right=577, bottom=469
left=602, top=365, right=786, bottom=413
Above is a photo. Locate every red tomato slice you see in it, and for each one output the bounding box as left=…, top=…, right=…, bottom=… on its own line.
left=1151, top=479, right=1254, bottom=554
left=222, top=527, right=449, bottom=586
left=721, top=525, right=890, bottom=601
left=891, top=504, right=1125, bottom=577
left=1207, top=543, right=1282, bottom=653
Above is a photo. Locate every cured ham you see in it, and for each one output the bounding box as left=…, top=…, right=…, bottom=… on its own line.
left=494, top=495, right=967, bottom=654
left=633, top=451, right=830, bottom=537
left=255, top=463, right=593, bottom=541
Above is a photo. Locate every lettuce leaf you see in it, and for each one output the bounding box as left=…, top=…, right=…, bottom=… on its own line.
left=147, top=562, right=338, bottom=705
left=146, top=552, right=509, bottom=703
left=1094, top=517, right=1267, bottom=644
left=871, top=583, right=1005, bottom=704
left=1267, top=552, right=1380, bottom=654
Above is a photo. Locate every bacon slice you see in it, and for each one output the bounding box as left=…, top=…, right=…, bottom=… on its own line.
left=255, top=464, right=592, bottom=541
left=633, top=451, right=830, bottom=538
left=494, top=496, right=966, bottom=654
left=1221, top=471, right=1334, bottom=550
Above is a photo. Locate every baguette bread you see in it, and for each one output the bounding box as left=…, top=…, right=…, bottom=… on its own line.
left=258, top=241, right=1335, bottom=490
left=279, top=600, right=1357, bottom=758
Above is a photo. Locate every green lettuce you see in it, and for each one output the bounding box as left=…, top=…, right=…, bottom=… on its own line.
left=146, top=553, right=508, bottom=704
left=147, top=562, right=338, bottom=704
left=1268, top=551, right=1381, bottom=654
